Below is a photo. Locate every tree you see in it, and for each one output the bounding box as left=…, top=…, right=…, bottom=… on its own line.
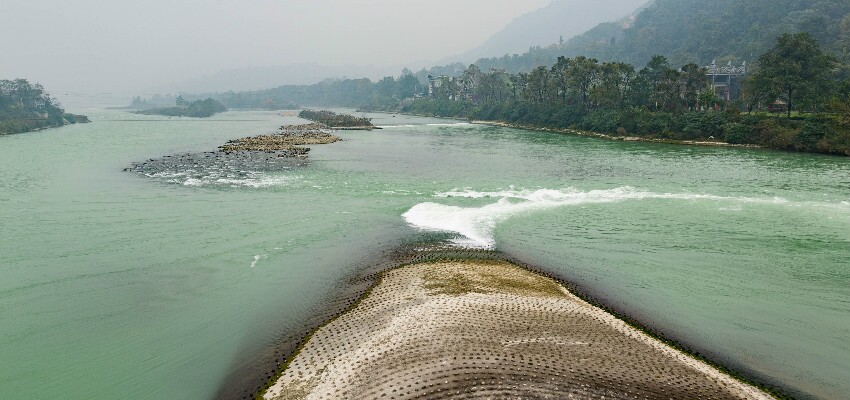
left=461, top=64, right=482, bottom=101
left=566, top=56, right=599, bottom=108
left=741, top=73, right=775, bottom=113
left=524, top=66, right=552, bottom=104
left=551, top=56, right=571, bottom=103
left=396, top=71, right=420, bottom=99
left=749, top=33, right=836, bottom=117
left=592, top=62, right=632, bottom=108
left=375, top=76, right=396, bottom=100
left=680, top=63, right=708, bottom=110
left=640, top=56, right=675, bottom=111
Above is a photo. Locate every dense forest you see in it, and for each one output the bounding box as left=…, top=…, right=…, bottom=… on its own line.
left=396, top=33, right=850, bottom=156
left=135, top=96, right=227, bottom=118
left=0, top=79, right=89, bottom=134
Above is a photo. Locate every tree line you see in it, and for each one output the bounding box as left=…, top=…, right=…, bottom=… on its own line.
left=400, top=33, right=850, bottom=156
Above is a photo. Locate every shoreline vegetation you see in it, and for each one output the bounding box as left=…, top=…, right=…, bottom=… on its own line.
left=134, top=96, right=226, bottom=118
left=362, top=33, right=849, bottom=157
left=470, top=119, right=763, bottom=149
left=252, top=248, right=783, bottom=400
left=0, top=79, right=89, bottom=135
left=298, top=109, right=379, bottom=130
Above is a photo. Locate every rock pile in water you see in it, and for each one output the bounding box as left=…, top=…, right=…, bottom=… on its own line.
left=219, top=124, right=340, bottom=153
left=125, top=124, right=339, bottom=187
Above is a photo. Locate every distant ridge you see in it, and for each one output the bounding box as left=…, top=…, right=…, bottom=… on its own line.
left=173, top=63, right=404, bottom=94
left=445, top=0, right=647, bottom=64
left=456, top=0, right=849, bottom=75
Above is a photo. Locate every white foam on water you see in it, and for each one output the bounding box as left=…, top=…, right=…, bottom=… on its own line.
left=145, top=171, right=188, bottom=179
left=251, top=254, right=267, bottom=268
left=426, top=122, right=470, bottom=127
left=182, top=174, right=301, bottom=188
left=404, top=186, right=849, bottom=248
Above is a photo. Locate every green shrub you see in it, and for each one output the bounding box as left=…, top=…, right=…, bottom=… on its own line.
left=795, top=121, right=830, bottom=151
left=722, top=123, right=753, bottom=144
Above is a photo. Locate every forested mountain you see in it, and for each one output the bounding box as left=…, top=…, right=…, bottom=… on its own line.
left=447, top=0, right=646, bottom=64
left=610, top=0, right=849, bottom=66
left=460, top=0, right=850, bottom=75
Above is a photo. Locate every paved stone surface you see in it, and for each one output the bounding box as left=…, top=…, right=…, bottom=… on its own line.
left=264, top=260, right=773, bottom=400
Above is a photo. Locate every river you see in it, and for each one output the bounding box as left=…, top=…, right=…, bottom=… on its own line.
left=1, top=109, right=848, bottom=399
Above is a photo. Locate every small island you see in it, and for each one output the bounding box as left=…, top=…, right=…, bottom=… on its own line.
left=298, top=109, right=378, bottom=130
left=0, top=79, right=90, bottom=135
left=135, top=96, right=227, bottom=118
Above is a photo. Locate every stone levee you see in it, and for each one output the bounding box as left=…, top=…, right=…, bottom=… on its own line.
left=263, top=260, right=773, bottom=400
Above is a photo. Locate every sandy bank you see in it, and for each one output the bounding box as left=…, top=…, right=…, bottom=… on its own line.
left=262, top=259, right=773, bottom=399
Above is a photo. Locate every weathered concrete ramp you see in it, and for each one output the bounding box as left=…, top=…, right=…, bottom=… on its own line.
left=264, top=260, right=772, bottom=400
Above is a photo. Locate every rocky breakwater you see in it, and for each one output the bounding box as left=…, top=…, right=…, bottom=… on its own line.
left=218, top=123, right=340, bottom=155
left=125, top=124, right=340, bottom=187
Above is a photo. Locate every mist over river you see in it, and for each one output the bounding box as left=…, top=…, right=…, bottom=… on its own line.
left=1, top=109, right=848, bottom=399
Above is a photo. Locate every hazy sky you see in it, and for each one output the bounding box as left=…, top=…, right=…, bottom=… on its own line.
left=1, top=0, right=550, bottom=94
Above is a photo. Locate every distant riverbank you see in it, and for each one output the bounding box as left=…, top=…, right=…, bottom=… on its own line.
left=1, top=79, right=90, bottom=135
left=366, top=109, right=763, bottom=150
left=383, top=99, right=850, bottom=157
left=0, top=113, right=90, bottom=135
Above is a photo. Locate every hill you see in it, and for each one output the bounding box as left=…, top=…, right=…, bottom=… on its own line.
left=469, top=0, right=850, bottom=74
left=447, top=0, right=647, bottom=64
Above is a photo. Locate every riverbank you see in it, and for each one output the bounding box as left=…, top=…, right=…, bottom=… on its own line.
left=365, top=109, right=766, bottom=151
left=255, top=248, right=779, bottom=400
left=391, top=98, right=850, bottom=156
left=0, top=113, right=90, bottom=135
left=471, top=120, right=764, bottom=150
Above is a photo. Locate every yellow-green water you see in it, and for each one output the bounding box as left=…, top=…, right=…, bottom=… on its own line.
left=1, top=109, right=848, bottom=399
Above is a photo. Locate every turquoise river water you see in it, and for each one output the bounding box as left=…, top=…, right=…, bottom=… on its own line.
left=1, top=109, right=848, bottom=399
